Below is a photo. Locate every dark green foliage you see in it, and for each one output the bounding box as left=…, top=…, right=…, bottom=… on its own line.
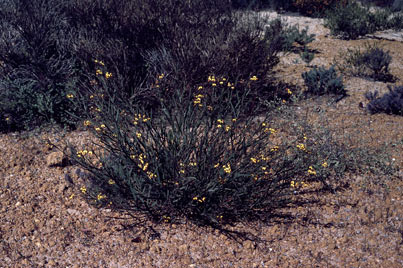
left=325, top=1, right=403, bottom=39
left=0, top=0, right=80, bottom=131
left=365, top=85, right=403, bottom=115
left=336, top=42, right=394, bottom=82
left=302, top=66, right=347, bottom=97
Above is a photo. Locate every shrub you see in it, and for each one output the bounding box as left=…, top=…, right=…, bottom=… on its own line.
left=302, top=65, right=347, bottom=97
left=325, top=1, right=403, bottom=39
left=365, top=85, right=403, bottom=115
left=0, top=0, right=80, bottom=131
left=68, top=71, right=356, bottom=227
left=335, top=42, right=394, bottom=82
left=292, top=0, right=348, bottom=17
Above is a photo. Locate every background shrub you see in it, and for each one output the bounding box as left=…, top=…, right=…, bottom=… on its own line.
left=365, top=85, right=403, bottom=115
left=302, top=65, right=347, bottom=97
left=324, top=1, right=402, bottom=39
left=0, top=0, right=80, bottom=131
left=335, top=42, right=394, bottom=82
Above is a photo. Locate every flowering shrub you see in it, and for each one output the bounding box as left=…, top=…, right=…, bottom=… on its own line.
left=69, top=73, right=353, bottom=227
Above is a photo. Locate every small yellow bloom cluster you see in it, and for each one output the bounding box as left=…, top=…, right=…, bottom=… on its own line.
left=94, top=59, right=105, bottom=66
left=250, top=75, right=258, bottom=81
left=66, top=93, right=74, bottom=99
left=261, top=122, right=277, bottom=134
left=162, top=215, right=171, bottom=223
left=250, top=154, right=270, bottom=164
left=270, top=146, right=279, bottom=152
left=108, top=179, right=115, bottom=185
left=307, top=166, right=317, bottom=175
left=193, top=196, right=206, bottom=203
left=105, top=72, right=112, bottom=79
left=287, top=88, right=292, bottom=95
left=133, top=114, right=151, bottom=125
left=94, top=124, right=106, bottom=132
left=136, top=132, right=142, bottom=138
left=77, top=149, right=93, bottom=158
left=322, top=161, right=328, bottom=168
left=158, top=73, right=165, bottom=79
left=97, top=193, right=107, bottom=201
left=297, top=143, right=307, bottom=151
left=80, top=186, right=87, bottom=194
left=95, top=69, right=103, bottom=76
left=137, top=153, right=148, bottom=171
left=216, top=118, right=236, bottom=131
left=222, top=163, right=231, bottom=174
left=208, top=75, right=235, bottom=89
left=290, top=180, right=308, bottom=188
left=193, top=94, right=204, bottom=107
left=83, top=120, right=91, bottom=126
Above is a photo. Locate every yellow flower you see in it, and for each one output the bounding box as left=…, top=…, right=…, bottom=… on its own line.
left=308, top=166, right=317, bottom=175
left=212, top=83, right=217, bottom=87
left=158, top=74, right=164, bottom=79
left=223, top=163, right=231, bottom=174
left=108, top=179, right=115, bottom=185
left=136, top=132, right=142, bottom=138
left=232, top=118, right=237, bottom=122
left=214, top=163, right=220, bottom=168
left=270, top=146, right=279, bottom=152
left=287, top=88, right=292, bottom=95
left=262, top=122, right=267, bottom=127
left=90, top=95, right=94, bottom=99
left=219, top=81, right=224, bottom=85
left=83, top=120, right=91, bottom=126
left=225, top=125, right=231, bottom=132
left=179, top=169, right=185, bottom=174
left=208, top=75, right=216, bottom=82
left=297, top=143, right=306, bottom=151
left=80, top=186, right=87, bottom=194
left=217, top=119, right=224, bottom=124
left=147, top=171, right=156, bottom=179
left=100, top=124, right=106, bottom=128
left=96, top=69, right=103, bottom=76
left=95, top=127, right=101, bottom=132
left=105, top=72, right=112, bottom=79
left=97, top=193, right=106, bottom=201
left=250, top=157, right=258, bottom=163
left=217, top=124, right=222, bottom=128
left=189, top=162, right=197, bottom=167
left=198, top=86, right=203, bottom=90
left=322, top=162, right=328, bottom=168
left=66, top=94, right=74, bottom=99
left=250, top=75, right=258, bottom=81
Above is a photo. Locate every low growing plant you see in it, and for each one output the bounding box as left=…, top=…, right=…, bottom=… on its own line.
left=302, top=65, right=347, bottom=98
left=365, top=85, right=403, bottom=115
left=335, top=42, right=394, bottom=82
